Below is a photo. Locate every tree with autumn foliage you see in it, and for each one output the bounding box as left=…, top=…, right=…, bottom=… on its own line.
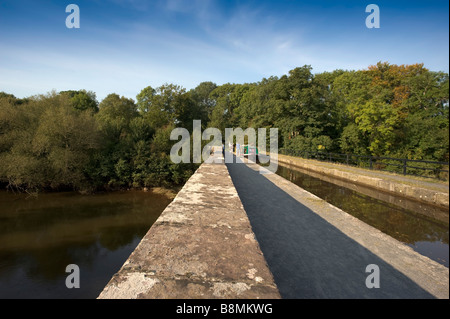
left=334, top=62, right=448, bottom=160
left=0, top=62, right=448, bottom=192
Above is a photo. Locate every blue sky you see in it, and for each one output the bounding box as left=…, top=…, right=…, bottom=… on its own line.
left=0, top=0, right=448, bottom=102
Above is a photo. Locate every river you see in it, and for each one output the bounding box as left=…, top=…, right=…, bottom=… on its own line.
left=0, top=190, right=172, bottom=299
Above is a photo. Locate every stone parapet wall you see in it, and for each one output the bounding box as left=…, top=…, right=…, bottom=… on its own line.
left=98, top=158, right=280, bottom=299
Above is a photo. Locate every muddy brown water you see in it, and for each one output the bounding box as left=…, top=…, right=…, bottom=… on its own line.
left=0, top=190, right=172, bottom=299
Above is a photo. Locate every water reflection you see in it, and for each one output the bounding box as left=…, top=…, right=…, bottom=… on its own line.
left=276, top=165, right=449, bottom=268
left=0, top=190, right=172, bottom=299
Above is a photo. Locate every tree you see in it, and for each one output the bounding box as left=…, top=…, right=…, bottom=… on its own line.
left=190, top=81, right=217, bottom=123
left=399, top=71, right=449, bottom=160
left=33, top=94, right=100, bottom=189
left=136, top=86, right=156, bottom=114
left=1, top=61, right=448, bottom=192
left=136, top=84, right=203, bottom=131
left=0, top=94, right=46, bottom=190
left=94, top=94, right=138, bottom=187
left=60, top=90, right=99, bottom=112
left=209, top=83, right=252, bottom=134
left=0, top=92, right=100, bottom=191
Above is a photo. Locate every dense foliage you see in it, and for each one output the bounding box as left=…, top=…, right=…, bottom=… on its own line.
left=1, top=62, right=448, bottom=192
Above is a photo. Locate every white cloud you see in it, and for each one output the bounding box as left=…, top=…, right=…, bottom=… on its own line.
left=0, top=4, right=316, bottom=101
left=3, top=1, right=446, bottom=102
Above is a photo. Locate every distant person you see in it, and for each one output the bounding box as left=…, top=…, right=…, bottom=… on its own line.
left=236, top=142, right=241, bottom=156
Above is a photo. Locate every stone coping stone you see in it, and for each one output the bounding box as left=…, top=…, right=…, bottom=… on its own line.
left=98, top=158, right=280, bottom=299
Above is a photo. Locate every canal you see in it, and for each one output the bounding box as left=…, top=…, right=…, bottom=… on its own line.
left=276, top=165, right=449, bottom=268
left=0, top=190, right=173, bottom=299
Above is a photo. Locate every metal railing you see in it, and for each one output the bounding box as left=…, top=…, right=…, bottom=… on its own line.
left=279, top=148, right=449, bottom=181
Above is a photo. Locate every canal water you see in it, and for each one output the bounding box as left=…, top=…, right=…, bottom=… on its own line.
left=276, top=165, right=449, bottom=268
left=0, top=190, right=172, bottom=299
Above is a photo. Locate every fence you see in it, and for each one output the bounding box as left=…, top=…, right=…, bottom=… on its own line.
left=278, top=148, right=449, bottom=181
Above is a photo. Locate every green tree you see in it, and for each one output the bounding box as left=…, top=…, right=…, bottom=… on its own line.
left=33, top=94, right=100, bottom=189
left=60, top=90, right=99, bottom=112
left=190, top=81, right=217, bottom=123
left=94, top=94, right=138, bottom=187
left=0, top=94, right=46, bottom=190
left=0, top=92, right=100, bottom=191
left=137, top=84, right=203, bottom=131
left=209, top=83, right=252, bottom=134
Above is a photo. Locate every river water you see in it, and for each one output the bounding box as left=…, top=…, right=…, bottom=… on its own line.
left=276, top=165, right=449, bottom=268
left=0, top=190, right=172, bottom=299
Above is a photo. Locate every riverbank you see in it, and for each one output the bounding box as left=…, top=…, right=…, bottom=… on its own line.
left=146, top=187, right=179, bottom=200
left=1, top=185, right=181, bottom=201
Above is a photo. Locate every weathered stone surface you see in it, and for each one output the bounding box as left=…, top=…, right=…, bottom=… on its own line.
left=119, top=224, right=271, bottom=281
left=98, top=155, right=280, bottom=299
left=101, top=274, right=279, bottom=299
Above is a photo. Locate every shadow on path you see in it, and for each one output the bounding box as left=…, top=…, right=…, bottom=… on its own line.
left=226, top=156, right=434, bottom=299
